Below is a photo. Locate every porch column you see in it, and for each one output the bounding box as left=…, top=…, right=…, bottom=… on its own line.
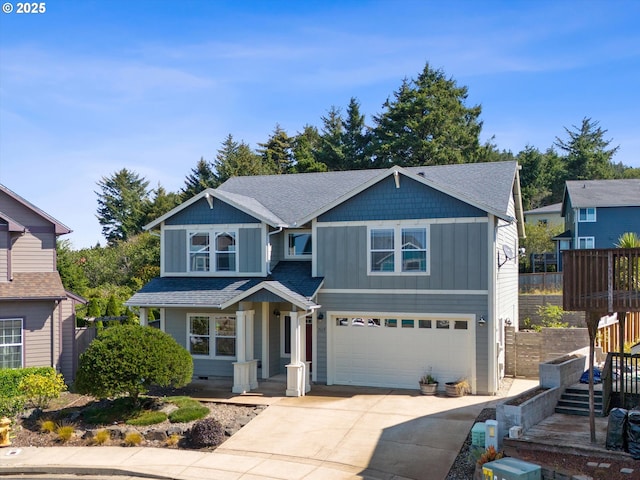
left=139, top=308, right=148, bottom=326
left=232, top=309, right=258, bottom=393
left=286, top=310, right=306, bottom=397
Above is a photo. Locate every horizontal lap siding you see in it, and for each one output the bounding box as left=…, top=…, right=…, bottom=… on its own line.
left=1, top=301, right=56, bottom=369
left=11, top=232, right=56, bottom=273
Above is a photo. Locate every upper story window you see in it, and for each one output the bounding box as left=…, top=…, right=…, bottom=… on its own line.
left=369, top=225, right=429, bottom=274
left=0, top=318, right=23, bottom=369
left=188, top=230, right=237, bottom=273
left=285, top=230, right=312, bottom=259
left=578, top=208, right=596, bottom=222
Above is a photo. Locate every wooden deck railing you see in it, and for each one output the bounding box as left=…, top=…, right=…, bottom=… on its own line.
left=563, top=248, right=640, bottom=312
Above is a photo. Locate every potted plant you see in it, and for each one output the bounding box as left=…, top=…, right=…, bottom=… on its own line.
left=419, top=370, right=438, bottom=395
left=445, top=378, right=470, bottom=397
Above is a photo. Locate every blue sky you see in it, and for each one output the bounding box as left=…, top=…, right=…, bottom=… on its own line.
left=1, top=1, right=639, bottom=249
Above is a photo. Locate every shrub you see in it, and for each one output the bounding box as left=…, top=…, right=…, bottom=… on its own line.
left=0, top=367, right=57, bottom=398
left=0, top=396, right=26, bottom=419
left=169, top=405, right=209, bottom=423
left=19, top=371, right=67, bottom=409
left=166, top=433, right=181, bottom=446
left=56, top=424, right=75, bottom=443
left=475, top=445, right=504, bottom=466
left=83, top=397, right=140, bottom=425
left=126, top=411, right=167, bottom=426
left=38, top=419, right=56, bottom=433
left=188, top=417, right=225, bottom=448
left=123, top=432, right=143, bottom=446
left=92, top=429, right=111, bottom=445
left=75, top=325, right=193, bottom=401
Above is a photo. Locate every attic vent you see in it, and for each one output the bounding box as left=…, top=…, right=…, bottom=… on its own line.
left=417, top=172, right=425, bottom=177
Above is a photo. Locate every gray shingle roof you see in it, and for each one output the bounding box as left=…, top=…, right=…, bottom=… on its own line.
left=126, top=262, right=322, bottom=309
left=524, top=202, right=562, bottom=215
left=217, top=161, right=519, bottom=226
left=566, top=179, right=640, bottom=208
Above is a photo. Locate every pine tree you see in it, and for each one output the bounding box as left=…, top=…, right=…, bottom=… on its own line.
left=370, top=63, right=483, bottom=167
left=182, top=157, right=218, bottom=200
left=258, top=125, right=294, bottom=174
left=292, top=125, right=327, bottom=173
left=342, top=97, right=370, bottom=169
left=96, top=169, right=150, bottom=245
left=316, top=106, right=346, bottom=170
left=213, top=134, right=272, bottom=184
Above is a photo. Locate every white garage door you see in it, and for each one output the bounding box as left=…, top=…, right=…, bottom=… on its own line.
left=330, top=313, right=475, bottom=390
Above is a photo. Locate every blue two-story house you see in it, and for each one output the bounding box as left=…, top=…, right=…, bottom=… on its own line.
left=554, top=179, right=640, bottom=270
left=127, top=162, right=525, bottom=396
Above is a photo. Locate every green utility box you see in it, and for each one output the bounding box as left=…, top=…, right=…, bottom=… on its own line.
left=482, top=457, right=541, bottom=480
left=471, top=422, right=485, bottom=447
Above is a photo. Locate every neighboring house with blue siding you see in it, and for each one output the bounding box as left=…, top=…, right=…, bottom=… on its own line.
left=127, top=162, right=525, bottom=396
left=0, top=184, right=85, bottom=382
left=554, top=179, right=640, bottom=270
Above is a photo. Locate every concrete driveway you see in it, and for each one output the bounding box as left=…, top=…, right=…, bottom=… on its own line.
left=216, top=380, right=538, bottom=480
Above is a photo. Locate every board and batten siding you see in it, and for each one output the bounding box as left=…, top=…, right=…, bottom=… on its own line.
left=316, top=222, right=488, bottom=290
left=316, top=292, right=489, bottom=392
left=162, top=227, right=263, bottom=275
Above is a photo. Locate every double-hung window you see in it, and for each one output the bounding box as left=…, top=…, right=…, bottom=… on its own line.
left=0, top=319, right=23, bottom=369
left=188, top=314, right=236, bottom=358
left=188, top=230, right=237, bottom=272
left=578, top=208, right=596, bottom=222
left=577, top=237, right=595, bottom=249
left=369, top=225, right=428, bottom=274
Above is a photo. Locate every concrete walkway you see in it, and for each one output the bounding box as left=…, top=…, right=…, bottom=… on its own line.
left=0, top=379, right=538, bottom=480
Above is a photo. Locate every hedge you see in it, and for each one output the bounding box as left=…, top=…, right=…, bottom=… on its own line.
left=0, top=367, right=57, bottom=398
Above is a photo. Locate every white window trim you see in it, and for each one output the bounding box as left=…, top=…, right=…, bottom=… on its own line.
left=367, top=223, right=430, bottom=275
left=186, top=313, right=237, bottom=360
left=577, top=207, right=596, bottom=223
left=284, top=229, right=312, bottom=259
left=577, top=236, right=595, bottom=249
left=186, top=228, right=239, bottom=274
left=0, top=318, right=23, bottom=369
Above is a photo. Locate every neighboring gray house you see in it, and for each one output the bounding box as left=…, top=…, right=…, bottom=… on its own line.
left=0, top=184, right=84, bottom=382
left=524, top=202, right=563, bottom=228
left=127, top=162, right=525, bottom=396
left=554, top=179, right=640, bottom=270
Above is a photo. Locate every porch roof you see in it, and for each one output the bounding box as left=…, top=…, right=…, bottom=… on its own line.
left=125, top=261, right=323, bottom=311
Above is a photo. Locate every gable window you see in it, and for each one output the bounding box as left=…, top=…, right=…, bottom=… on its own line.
left=285, top=231, right=312, bottom=259
left=215, top=232, right=236, bottom=271
left=578, top=208, right=596, bottom=222
left=0, top=318, right=23, bottom=369
left=369, top=225, right=429, bottom=274
left=187, top=314, right=236, bottom=358
left=189, top=233, right=210, bottom=272
left=188, top=230, right=237, bottom=273
left=578, top=237, right=595, bottom=249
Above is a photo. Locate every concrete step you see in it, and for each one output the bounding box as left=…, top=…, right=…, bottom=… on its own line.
left=561, top=393, right=603, bottom=403
left=555, top=405, right=605, bottom=417
left=557, top=399, right=602, bottom=409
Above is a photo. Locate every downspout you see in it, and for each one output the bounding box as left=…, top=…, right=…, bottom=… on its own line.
left=266, top=227, right=284, bottom=275
left=488, top=215, right=498, bottom=395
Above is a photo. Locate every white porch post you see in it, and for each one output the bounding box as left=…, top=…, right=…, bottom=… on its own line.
left=139, top=308, right=148, bottom=326
left=286, top=311, right=306, bottom=397
left=232, top=309, right=258, bottom=393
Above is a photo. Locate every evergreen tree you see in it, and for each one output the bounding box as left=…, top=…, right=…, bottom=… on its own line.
left=258, top=125, right=294, bottom=174
left=143, top=184, right=182, bottom=226
left=517, top=146, right=564, bottom=209
left=555, top=117, right=619, bottom=181
left=370, top=63, right=483, bottom=167
left=182, top=157, right=218, bottom=200
left=213, top=134, right=272, bottom=184
left=96, top=169, right=150, bottom=244
left=316, top=106, right=346, bottom=170
left=292, top=125, right=327, bottom=173
left=342, top=97, right=370, bottom=169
